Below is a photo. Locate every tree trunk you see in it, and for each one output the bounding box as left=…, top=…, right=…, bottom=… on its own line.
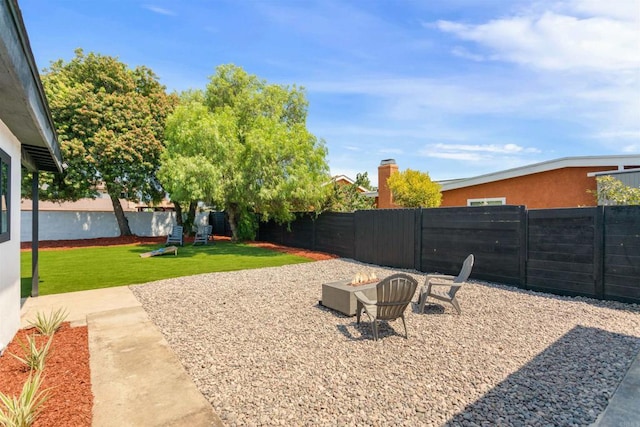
left=173, top=201, right=183, bottom=226
left=187, top=201, right=197, bottom=230
left=109, top=192, right=133, bottom=236
left=180, top=201, right=197, bottom=235
left=227, top=205, right=239, bottom=242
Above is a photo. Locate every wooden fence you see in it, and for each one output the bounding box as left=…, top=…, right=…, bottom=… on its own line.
left=257, top=205, right=640, bottom=304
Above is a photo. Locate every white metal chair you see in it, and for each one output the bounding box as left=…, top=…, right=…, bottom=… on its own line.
left=417, top=254, right=474, bottom=315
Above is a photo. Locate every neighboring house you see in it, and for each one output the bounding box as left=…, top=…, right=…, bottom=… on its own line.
left=372, top=155, right=640, bottom=209
left=328, top=174, right=370, bottom=193
left=21, top=183, right=175, bottom=212
left=439, top=156, right=640, bottom=208
left=0, top=0, right=63, bottom=352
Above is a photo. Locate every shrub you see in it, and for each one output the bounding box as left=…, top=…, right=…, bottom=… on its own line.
left=10, top=335, right=53, bottom=372
left=28, top=308, right=68, bottom=336
left=0, top=371, right=51, bottom=427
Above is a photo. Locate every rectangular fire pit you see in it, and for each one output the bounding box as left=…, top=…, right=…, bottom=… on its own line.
left=321, top=280, right=378, bottom=316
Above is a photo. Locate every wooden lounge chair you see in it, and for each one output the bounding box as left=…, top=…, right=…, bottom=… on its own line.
left=417, top=254, right=474, bottom=315
left=193, top=225, right=213, bottom=245
left=165, top=225, right=184, bottom=246
left=355, top=273, right=418, bottom=341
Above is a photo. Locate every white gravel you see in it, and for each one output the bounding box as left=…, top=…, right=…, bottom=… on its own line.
left=131, top=259, right=640, bottom=426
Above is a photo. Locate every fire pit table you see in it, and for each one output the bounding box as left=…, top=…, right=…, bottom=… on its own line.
left=321, top=279, right=379, bottom=316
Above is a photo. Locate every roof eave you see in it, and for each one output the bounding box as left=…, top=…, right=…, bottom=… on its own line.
left=0, top=0, right=63, bottom=173
left=440, top=155, right=640, bottom=191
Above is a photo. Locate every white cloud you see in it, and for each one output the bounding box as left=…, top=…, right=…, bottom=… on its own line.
left=419, top=143, right=542, bottom=165
left=143, top=5, right=176, bottom=16
left=434, top=3, right=639, bottom=73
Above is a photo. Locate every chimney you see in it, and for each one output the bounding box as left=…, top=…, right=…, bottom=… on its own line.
left=378, top=159, right=398, bottom=209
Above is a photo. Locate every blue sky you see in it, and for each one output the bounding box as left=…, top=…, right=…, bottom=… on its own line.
left=19, top=0, right=640, bottom=186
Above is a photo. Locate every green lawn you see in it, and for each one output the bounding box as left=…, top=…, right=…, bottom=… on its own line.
left=20, top=241, right=311, bottom=297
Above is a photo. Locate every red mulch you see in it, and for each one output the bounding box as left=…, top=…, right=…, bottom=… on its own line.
left=20, top=235, right=338, bottom=261
left=0, top=323, right=92, bottom=426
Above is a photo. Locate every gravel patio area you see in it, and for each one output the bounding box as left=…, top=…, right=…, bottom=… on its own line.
left=131, top=259, right=640, bottom=427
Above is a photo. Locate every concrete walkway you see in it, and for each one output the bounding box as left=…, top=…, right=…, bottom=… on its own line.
left=20, top=287, right=223, bottom=427
left=591, top=349, right=640, bottom=427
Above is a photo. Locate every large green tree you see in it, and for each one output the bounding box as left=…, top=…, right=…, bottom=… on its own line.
left=24, top=49, right=177, bottom=235
left=158, top=64, right=329, bottom=241
left=387, top=168, right=442, bottom=208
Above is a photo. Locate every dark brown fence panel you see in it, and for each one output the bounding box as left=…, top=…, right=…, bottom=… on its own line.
left=354, top=209, right=417, bottom=269
left=527, top=208, right=597, bottom=298
left=604, top=206, right=640, bottom=303
left=314, top=212, right=355, bottom=258
left=421, top=206, right=525, bottom=285
left=208, top=211, right=231, bottom=237
left=281, top=214, right=315, bottom=250
left=257, top=219, right=285, bottom=245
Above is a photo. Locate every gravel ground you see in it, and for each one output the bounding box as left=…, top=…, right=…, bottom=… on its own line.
left=131, top=259, right=640, bottom=427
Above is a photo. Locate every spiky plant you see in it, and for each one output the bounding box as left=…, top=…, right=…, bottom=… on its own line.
left=10, top=335, right=53, bottom=372
left=28, top=308, right=68, bottom=336
left=0, top=371, right=51, bottom=427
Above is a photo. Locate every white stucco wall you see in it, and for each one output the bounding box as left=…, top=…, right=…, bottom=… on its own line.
left=20, top=211, right=210, bottom=242
left=0, top=119, right=22, bottom=352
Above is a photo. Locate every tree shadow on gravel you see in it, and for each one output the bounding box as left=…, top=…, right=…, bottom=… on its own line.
left=446, top=325, right=640, bottom=426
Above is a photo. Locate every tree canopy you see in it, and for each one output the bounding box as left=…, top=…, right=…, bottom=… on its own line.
left=387, top=168, right=442, bottom=208
left=323, top=172, right=375, bottom=212
left=25, top=49, right=177, bottom=235
left=593, top=176, right=640, bottom=205
left=158, top=64, right=329, bottom=241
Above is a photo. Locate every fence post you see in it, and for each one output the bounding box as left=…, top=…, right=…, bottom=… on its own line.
left=311, top=214, right=316, bottom=251
left=519, top=206, right=528, bottom=289
left=414, top=208, right=423, bottom=272
left=594, top=206, right=605, bottom=299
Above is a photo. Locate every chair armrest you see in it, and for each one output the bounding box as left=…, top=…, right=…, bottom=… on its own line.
left=426, top=274, right=455, bottom=281
left=354, top=291, right=375, bottom=305
left=423, top=274, right=456, bottom=291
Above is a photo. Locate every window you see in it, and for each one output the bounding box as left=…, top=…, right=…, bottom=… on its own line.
left=467, top=197, right=506, bottom=207
left=0, top=148, right=10, bottom=243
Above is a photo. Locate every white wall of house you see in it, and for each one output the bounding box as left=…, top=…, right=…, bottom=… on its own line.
left=20, top=211, right=209, bottom=242
left=0, top=119, right=21, bottom=352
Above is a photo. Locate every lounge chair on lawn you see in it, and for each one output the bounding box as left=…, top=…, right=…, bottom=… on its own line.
left=193, top=225, right=213, bottom=245
left=165, top=225, right=184, bottom=246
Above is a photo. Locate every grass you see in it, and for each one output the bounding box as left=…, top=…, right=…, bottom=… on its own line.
left=21, top=241, right=311, bottom=297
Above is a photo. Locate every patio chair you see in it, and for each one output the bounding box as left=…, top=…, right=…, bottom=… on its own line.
left=355, top=273, right=418, bottom=341
left=193, top=225, right=213, bottom=245
left=417, top=254, right=474, bottom=315
left=165, top=225, right=184, bottom=246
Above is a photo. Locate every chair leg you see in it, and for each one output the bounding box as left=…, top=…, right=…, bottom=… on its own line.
left=418, top=289, right=427, bottom=313
left=400, top=314, right=408, bottom=339
left=356, top=302, right=362, bottom=324
left=450, top=297, right=462, bottom=315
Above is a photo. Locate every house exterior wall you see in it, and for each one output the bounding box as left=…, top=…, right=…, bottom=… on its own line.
left=441, top=166, right=613, bottom=208
left=0, top=118, right=21, bottom=351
